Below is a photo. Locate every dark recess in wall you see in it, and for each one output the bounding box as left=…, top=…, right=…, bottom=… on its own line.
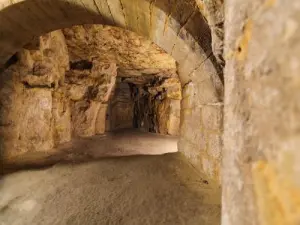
left=70, top=60, right=93, bottom=70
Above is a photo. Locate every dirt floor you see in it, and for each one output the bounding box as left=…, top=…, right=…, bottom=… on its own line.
left=0, top=130, right=221, bottom=225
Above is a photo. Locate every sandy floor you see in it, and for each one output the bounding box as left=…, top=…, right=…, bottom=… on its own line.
left=0, top=130, right=221, bottom=225
left=2, top=129, right=178, bottom=172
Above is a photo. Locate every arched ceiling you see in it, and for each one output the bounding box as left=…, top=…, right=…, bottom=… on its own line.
left=0, top=0, right=221, bottom=85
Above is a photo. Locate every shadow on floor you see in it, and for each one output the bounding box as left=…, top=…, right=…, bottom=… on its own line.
left=0, top=153, right=221, bottom=225
left=1, top=129, right=178, bottom=175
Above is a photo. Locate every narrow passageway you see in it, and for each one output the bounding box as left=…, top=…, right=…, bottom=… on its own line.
left=0, top=4, right=223, bottom=224
left=1, top=1, right=300, bottom=224
left=1, top=133, right=221, bottom=225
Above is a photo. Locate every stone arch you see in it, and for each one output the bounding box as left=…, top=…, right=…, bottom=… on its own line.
left=0, top=0, right=221, bottom=82
left=0, top=0, right=224, bottom=181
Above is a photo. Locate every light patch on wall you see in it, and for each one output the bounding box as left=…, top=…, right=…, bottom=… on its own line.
left=252, top=160, right=300, bottom=225
left=39, top=98, right=51, bottom=110
left=264, top=0, right=276, bottom=8
left=235, top=19, right=252, bottom=61
left=282, top=19, right=298, bottom=43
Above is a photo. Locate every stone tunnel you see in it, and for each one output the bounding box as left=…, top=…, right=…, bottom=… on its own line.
left=0, top=0, right=300, bottom=225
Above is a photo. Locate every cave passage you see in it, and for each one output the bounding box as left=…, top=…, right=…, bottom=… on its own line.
left=0, top=25, right=183, bottom=161
left=0, top=24, right=221, bottom=225
left=107, top=77, right=181, bottom=136
left=1, top=0, right=298, bottom=224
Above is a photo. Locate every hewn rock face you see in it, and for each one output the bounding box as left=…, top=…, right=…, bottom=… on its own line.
left=0, top=87, right=54, bottom=157
left=62, top=25, right=177, bottom=77
left=223, top=0, right=300, bottom=225
left=20, top=32, right=69, bottom=88
left=0, top=0, right=224, bottom=188
left=156, top=98, right=181, bottom=135
left=0, top=24, right=181, bottom=159
left=107, top=82, right=134, bottom=131
left=0, top=31, right=69, bottom=158
left=95, top=104, right=108, bottom=134
left=52, top=88, right=72, bottom=145
left=131, top=77, right=182, bottom=135
left=0, top=22, right=224, bottom=193
left=66, top=62, right=117, bottom=137
left=167, top=100, right=181, bottom=136
left=71, top=100, right=101, bottom=137
left=61, top=24, right=181, bottom=134
left=106, top=77, right=181, bottom=135
left=0, top=31, right=118, bottom=158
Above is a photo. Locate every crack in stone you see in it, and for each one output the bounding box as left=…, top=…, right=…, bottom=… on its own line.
left=92, top=0, right=101, bottom=15
left=186, top=51, right=213, bottom=79
left=163, top=1, right=178, bottom=35
left=170, top=8, right=198, bottom=56
left=182, top=80, right=192, bottom=89
left=79, top=0, right=89, bottom=13
left=149, top=0, right=157, bottom=36
left=105, top=0, right=116, bottom=25
left=22, top=81, right=55, bottom=89
left=0, top=196, right=22, bottom=213
left=119, top=0, right=128, bottom=28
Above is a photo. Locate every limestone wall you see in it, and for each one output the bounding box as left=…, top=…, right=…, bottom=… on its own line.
left=0, top=31, right=117, bottom=159
left=0, top=1, right=224, bottom=185
left=66, top=61, right=117, bottom=137
left=62, top=25, right=176, bottom=77
left=0, top=0, right=217, bottom=86
left=0, top=31, right=69, bottom=158
left=0, top=25, right=184, bottom=159
left=2, top=0, right=299, bottom=224
left=179, top=59, right=223, bottom=183
left=108, top=82, right=134, bottom=131
left=223, top=0, right=300, bottom=224
left=131, top=77, right=182, bottom=136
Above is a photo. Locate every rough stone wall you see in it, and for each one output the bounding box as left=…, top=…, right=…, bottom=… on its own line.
left=0, top=0, right=214, bottom=89
left=108, top=82, right=134, bottom=131
left=223, top=0, right=300, bottom=225
left=62, top=25, right=177, bottom=77
left=131, top=77, right=182, bottom=136
left=0, top=31, right=69, bottom=159
left=66, top=61, right=117, bottom=137
left=95, top=104, right=108, bottom=134
left=156, top=98, right=181, bottom=136
left=179, top=59, right=223, bottom=183
left=0, top=31, right=117, bottom=159
left=105, top=76, right=181, bottom=136
left=0, top=1, right=225, bottom=185
left=0, top=23, right=187, bottom=159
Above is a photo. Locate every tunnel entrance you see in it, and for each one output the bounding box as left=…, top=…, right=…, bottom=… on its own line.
left=0, top=1, right=223, bottom=223
left=106, top=76, right=181, bottom=135
left=0, top=24, right=182, bottom=166
left=0, top=0, right=224, bottom=184
left=0, top=23, right=221, bottom=225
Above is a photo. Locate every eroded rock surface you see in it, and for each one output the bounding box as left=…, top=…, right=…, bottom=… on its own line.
left=108, top=82, right=134, bottom=131
left=0, top=25, right=180, bottom=159
left=0, top=31, right=69, bottom=158
left=63, top=25, right=177, bottom=77
left=131, top=77, right=182, bottom=135
left=0, top=31, right=118, bottom=158
left=66, top=62, right=117, bottom=137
